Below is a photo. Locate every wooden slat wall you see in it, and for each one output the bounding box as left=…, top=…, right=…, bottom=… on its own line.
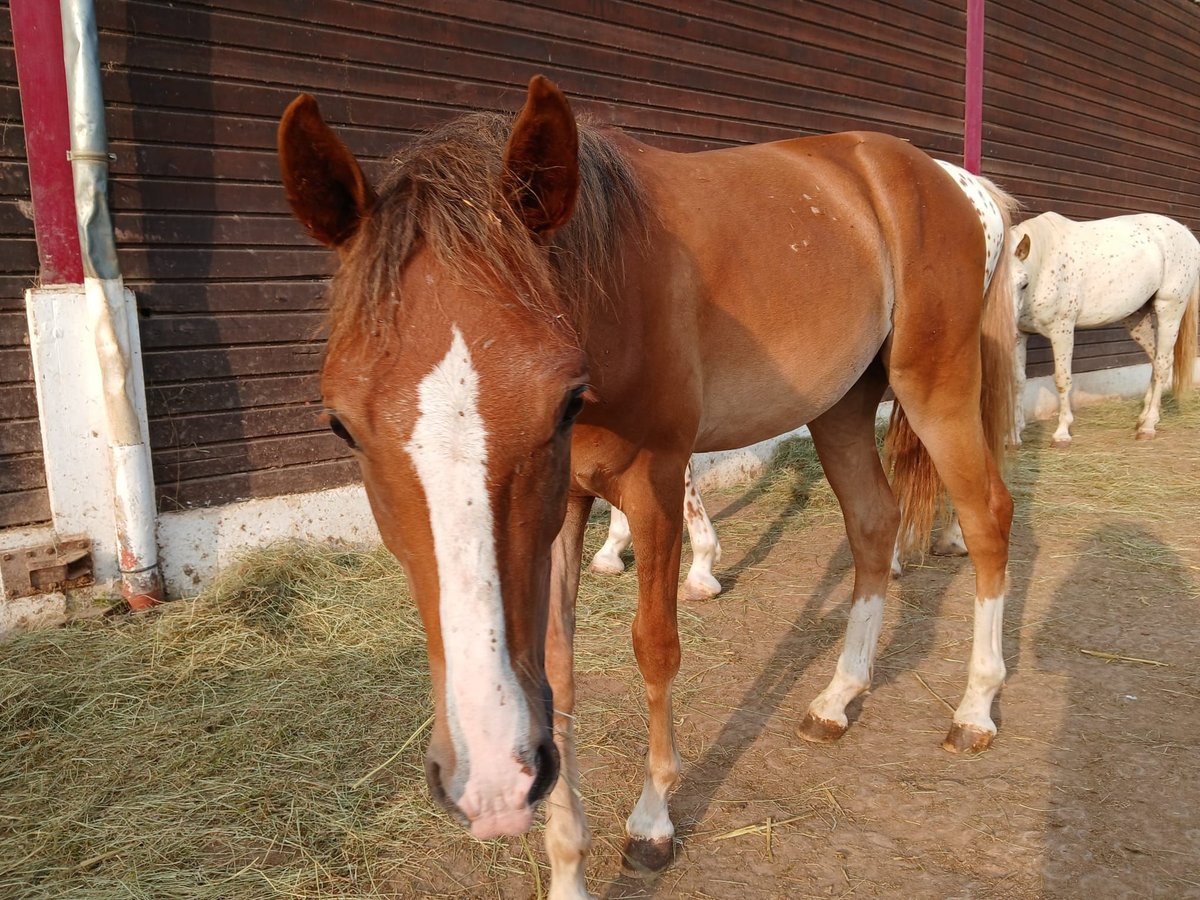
left=985, top=0, right=1200, bottom=377
left=95, top=0, right=971, bottom=509
left=0, top=13, right=50, bottom=529
left=86, top=0, right=1197, bottom=510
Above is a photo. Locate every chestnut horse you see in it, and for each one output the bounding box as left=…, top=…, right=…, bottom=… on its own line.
left=279, top=77, right=1016, bottom=897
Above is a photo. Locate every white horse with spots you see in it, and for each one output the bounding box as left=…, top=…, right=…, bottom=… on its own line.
left=592, top=160, right=1013, bottom=583
left=1011, top=212, right=1199, bottom=446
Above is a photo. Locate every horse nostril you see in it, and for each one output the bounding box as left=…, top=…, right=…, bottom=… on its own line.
left=527, top=737, right=560, bottom=808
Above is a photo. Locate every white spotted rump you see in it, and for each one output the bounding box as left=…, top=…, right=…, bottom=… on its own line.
left=936, top=160, right=1006, bottom=285
left=405, top=326, right=535, bottom=838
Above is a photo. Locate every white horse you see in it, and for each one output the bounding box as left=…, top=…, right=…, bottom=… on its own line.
left=592, top=160, right=1014, bottom=584
left=1011, top=212, right=1199, bottom=446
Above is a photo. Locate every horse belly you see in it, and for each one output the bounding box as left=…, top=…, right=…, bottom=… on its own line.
left=1073, top=250, right=1162, bottom=328
left=693, top=316, right=889, bottom=452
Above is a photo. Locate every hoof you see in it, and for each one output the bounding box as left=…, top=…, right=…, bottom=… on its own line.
left=1050, top=438, right=1072, bottom=449
left=1135, top=430, right=1156, bottom=442
left=588, top=555, right=625, bottom=576
left=621, top=836, right=674, bottom=876
left=678, top=574, right=721, bottom=602
left=796, top=712, right=847, bottom=744
left=942, top=722, right=994, bottom=754
left=930, top=539, right=968, bottom=557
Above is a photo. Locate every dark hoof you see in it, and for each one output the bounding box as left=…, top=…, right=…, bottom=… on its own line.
left=621, top=836, right=674, bottom=876
left=796, top=712, right=847, bottom=744
left=1050, top=439, right=1072, bottom=449
left=1135, top=431, right=1156, bottom=442
left=942, top=722, right=994, bottom=754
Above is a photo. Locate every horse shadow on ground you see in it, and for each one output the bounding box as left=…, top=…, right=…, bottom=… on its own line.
left=601, top=426, right=1047, bottom=899
left=1038, top=526, right=1200, bottom=897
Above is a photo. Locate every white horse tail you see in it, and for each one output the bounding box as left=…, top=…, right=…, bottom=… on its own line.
left=1173, top=272, right=1199, bottom=398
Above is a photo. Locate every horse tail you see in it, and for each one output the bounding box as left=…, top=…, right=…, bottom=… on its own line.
left=1172, top=272, right=1198, bottom=398
left=886, top=176, right=1020, bottom=560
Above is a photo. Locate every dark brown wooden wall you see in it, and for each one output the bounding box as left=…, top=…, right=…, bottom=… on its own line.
left=0, top=13, right=50, bottom=529
left=3, top=0, right=1187, bottom=512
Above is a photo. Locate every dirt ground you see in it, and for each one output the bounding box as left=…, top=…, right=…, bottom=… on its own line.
left=414, top=403, right=1200, bottom=899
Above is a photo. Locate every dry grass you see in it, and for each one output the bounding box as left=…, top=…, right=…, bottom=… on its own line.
left=0, top=524, right=719, bottom=897
left=1011, top=397, right=1200, bottom=575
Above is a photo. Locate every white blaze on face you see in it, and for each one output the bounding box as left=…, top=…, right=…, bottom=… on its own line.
left=405, top=326, right=535, bottom=836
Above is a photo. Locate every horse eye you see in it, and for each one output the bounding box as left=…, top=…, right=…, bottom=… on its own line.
left=559, top=386, right=587, bottom=430
left=327, top=414, right=358, bottom=450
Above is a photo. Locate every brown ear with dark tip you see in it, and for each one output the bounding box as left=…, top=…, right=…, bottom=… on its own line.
left=502, top=76, right=580, bottom=237
left=1014, top=233, right=1031, bottom=261
left=278, top=93, right=376, bottom=250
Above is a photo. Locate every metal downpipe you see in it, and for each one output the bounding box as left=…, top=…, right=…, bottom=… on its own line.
left=60, top=0, right=163, bottom=608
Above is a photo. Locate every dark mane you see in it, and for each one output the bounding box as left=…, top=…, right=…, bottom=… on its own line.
left=330, top=112, right=647, bottom=343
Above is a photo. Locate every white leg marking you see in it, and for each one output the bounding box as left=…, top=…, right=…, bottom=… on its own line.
left=952, top=595, right=1006, bottom=735
left=590, top=507, right=631, bottom=575
left=806, top=595, right=885, bottom=728
left=625, top=686, right=682, bottom=843
left=406, top=326, right=533, bottom=839
left=681, top=464, right=722, bottom=600
left=544, top=718, right=595, bottom=900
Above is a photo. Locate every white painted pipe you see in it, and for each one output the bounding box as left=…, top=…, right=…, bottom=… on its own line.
left=62, top=0, right=162, bottom=607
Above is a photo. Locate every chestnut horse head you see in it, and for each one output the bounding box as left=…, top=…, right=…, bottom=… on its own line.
left=277, top=77, right=638, bottom=838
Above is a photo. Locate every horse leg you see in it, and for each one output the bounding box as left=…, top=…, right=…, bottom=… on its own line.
left=1047, top=326, right=1076, bottom=447
left=1122, top=305, right=1158, bottom=436
left=545, top=493, right=597, bottom=900
left=679, top=462, right=723, bottom=601
left=798, top=365, right=898, bottom=742
left=619, top=459, right=686, bottom=873
left=889, top=375, right=1013, bottom=752
left=1137, top=294, right=1188, bottom=440
left=931, top=512, right=967, bottom=556
left=589, top=506, right=631, bottom=575
left=1012, top=332, right=1029, bottom=446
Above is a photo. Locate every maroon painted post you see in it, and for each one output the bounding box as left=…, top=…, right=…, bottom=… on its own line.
left=963, top=0, right=985, bottom=175
left=10, top=0, right=84, bottom=284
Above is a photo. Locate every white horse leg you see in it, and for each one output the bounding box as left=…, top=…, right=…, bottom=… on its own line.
left=1139, top=296, right=1189, bottom=440
left=679, top=463, right=722, bottom=601
left=589, top=506, right=631, bottom=575
left=1047, top=327, right=1076, bottom=446
left=1012, top=332, right=1029, bottom=446
left=546, top=497, right=596, bottom=899
left=1122, top=306, right=1158, bottom=436
left=931, top=512, right=967, bottom=556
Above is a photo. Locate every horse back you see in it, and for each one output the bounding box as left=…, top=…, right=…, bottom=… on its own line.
left=619, top=131, right=985, bottom=452
left=1021, top=212, right=1200, bottom=329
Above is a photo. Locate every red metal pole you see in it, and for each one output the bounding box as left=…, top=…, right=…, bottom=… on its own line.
left=10, top=0, right=84, bottom=284
left=963, top=0, right=985, bottom=175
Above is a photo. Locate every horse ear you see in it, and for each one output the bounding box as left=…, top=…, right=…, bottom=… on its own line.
left=502, top=76, right=580, bottom=237
left=1014, top=233, right=1031, bottom=261
left=278, top=94, right=376, bottom=250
